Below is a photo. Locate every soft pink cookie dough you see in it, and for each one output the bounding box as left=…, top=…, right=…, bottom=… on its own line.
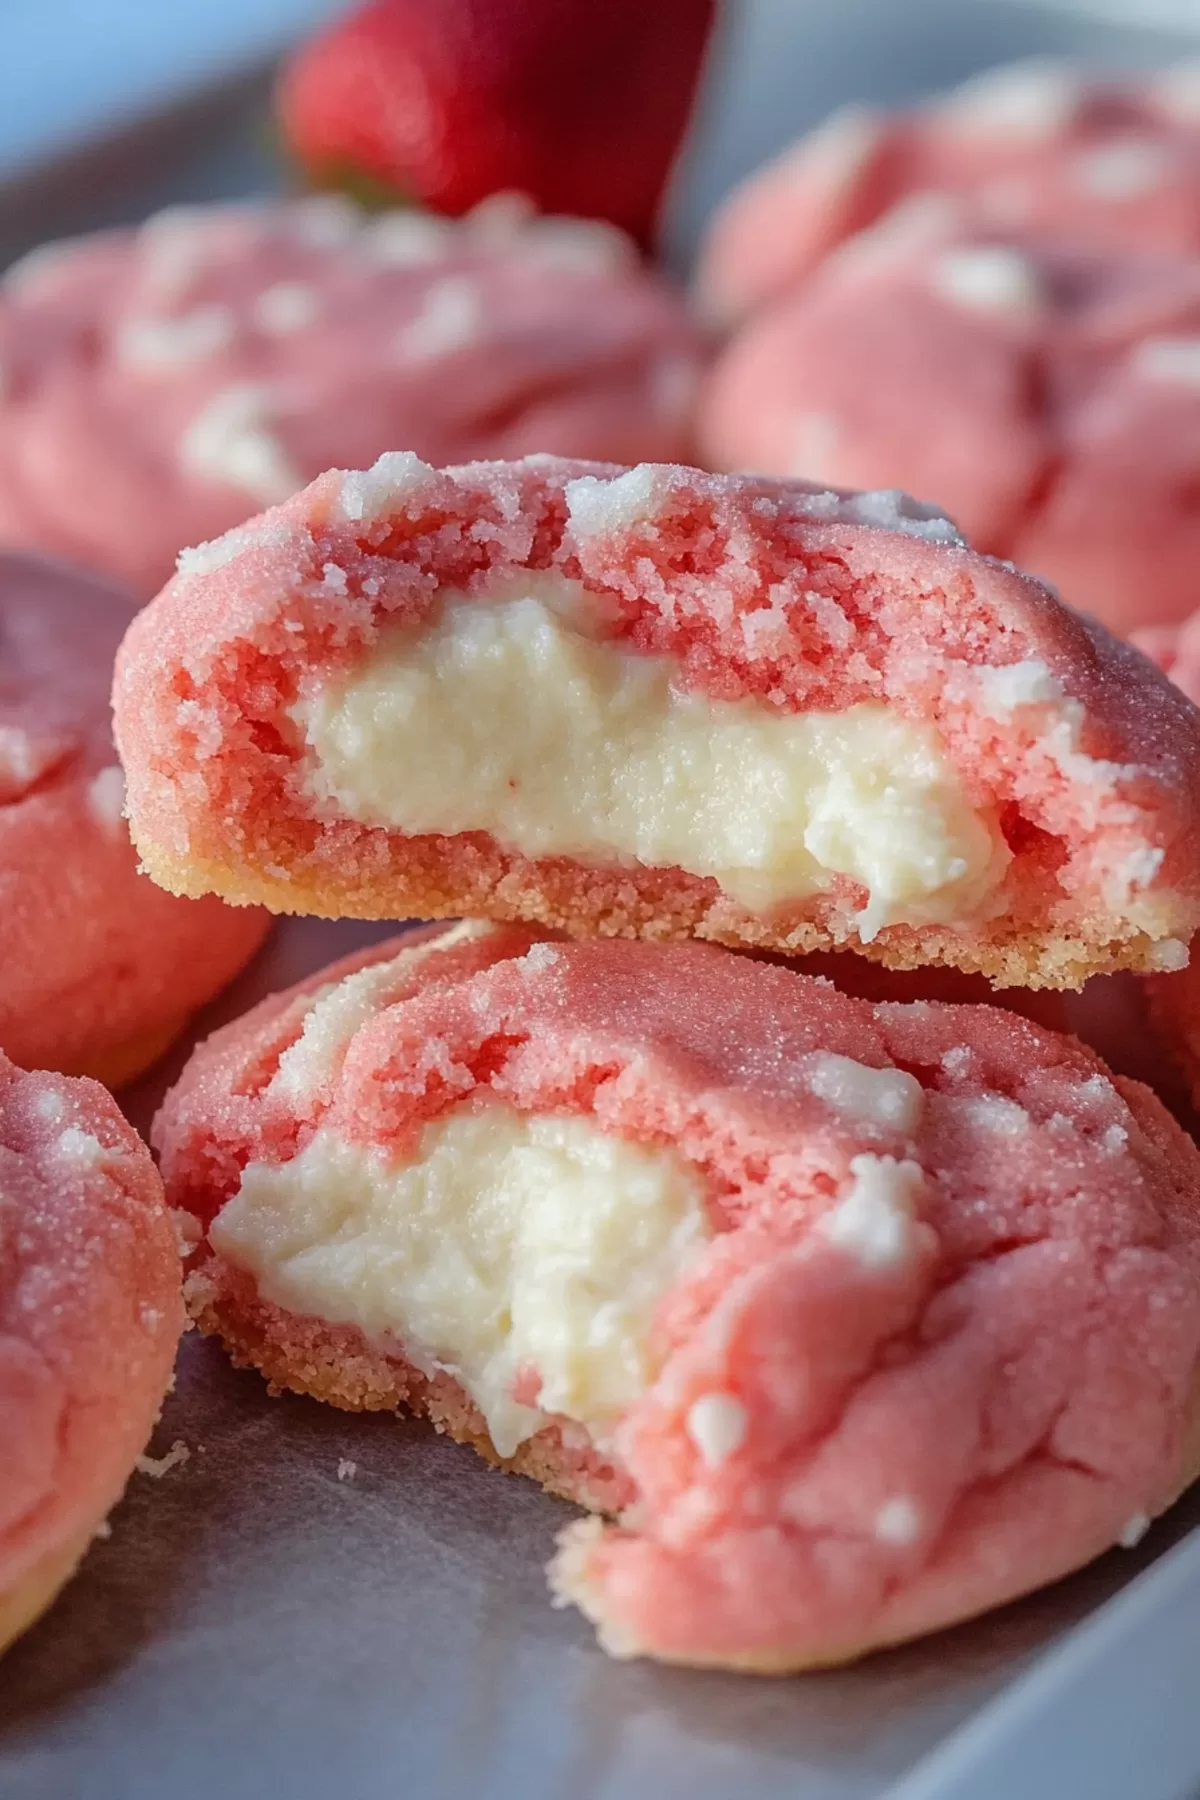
left=0, top=195, right=703, bottom=595
left=114, top=453, right=1200, bottom=989
left=700, top=226, right=1200, bottom=634
left=0, top=1052, right=183, bottom=1652
left=156, top=926, right=1200, bottom=1671
left=698, top=59, right=1200, bottom=325
left=0, top=551, right=268, bottom=1084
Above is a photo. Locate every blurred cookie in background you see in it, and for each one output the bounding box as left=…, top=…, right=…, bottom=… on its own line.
left=698, top=59, right=1200, bottom=327
left=700, top=222, right=1200, bottom=635
left=0, top=195, right=705, bottom=596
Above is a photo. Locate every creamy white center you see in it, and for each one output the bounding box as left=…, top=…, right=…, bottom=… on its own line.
left=292, top=580, right=1009, bottom=937
left=210, top=1099, right=711, bottom=1456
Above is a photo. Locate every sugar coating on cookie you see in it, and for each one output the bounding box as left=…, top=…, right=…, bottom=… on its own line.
left=700, top=226, right=1200, bottom=634
left=698, top=61, right=1200, bottom=326
left=0, top=1053, right=182, bottom=1652
left=115, top=454, right=1200, bottom=988
left=155, top=927, right=1200, bottom=1670
left=0, top=196, right=702, bottom=594
left=0, top=551, right=268, bottom=1084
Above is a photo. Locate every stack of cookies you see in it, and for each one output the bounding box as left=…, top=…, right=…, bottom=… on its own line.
left=9, top=49, right=1200, bottom=1682
left=105, top=449, right=1200, bottom=1671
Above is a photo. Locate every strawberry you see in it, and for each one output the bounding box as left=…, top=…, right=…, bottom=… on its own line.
left=277, top=0, right=717, bottom=248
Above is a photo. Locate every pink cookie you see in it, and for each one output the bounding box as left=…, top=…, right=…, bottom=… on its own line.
left=115, top=453, right=1200, bottom=989
left=0, top=195, right=703, bottom=595
left=1133, top=612, right=1200, bottom=706
left=700, top=226, right=1200, bottom=634
left=156, top=925, right=1200, bottom=1671
left=698, top=59, right=1200, bottom=326
left=1, top=551, right=268, bottom=1084
left=0, top=1052, right=182, bottom=1652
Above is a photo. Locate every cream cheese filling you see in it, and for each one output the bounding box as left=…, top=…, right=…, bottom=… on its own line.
left=210, top=1098, right=712, bottom=1457
left=290, top=578, right=1010, bottom=938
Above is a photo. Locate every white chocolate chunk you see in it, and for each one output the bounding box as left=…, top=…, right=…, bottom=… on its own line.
left=952, top=1092, right=1029, bottom=1135
left=55, top=1127, right=105, bottom=1167
left=937, top=60, right=1081, bottom=139
left=1132, top=336, right=1200, bottom=388
left=686, top=1393, right=748, bottom=1468
left=337, top=450, right=435, bottom=525
left=931, top=247, right=1044, bottom=315
left=818, top=1154, right=930, bottom=1270
left=463, top=190, right=538, bottom=240
left=1072, top=137, right=1166, bottom=201
left=975, top=659, right=1063, bottom=716
left=116, top=305, right=234, bottom=369
left=970, top=659, right=1144, bottom=805
left=565, top=467, right=665, bottom=536
left=837, top=488, right=962, bottom=543
left=874, top=1495, right=922, bottom=1545
left=212, top=1100, right=711, bottom=1457
left=524, top=215, right=635, bottom=274
left=292, top=578, right=1010, bottom=932
left=253, top=281, right=321, bottom=334
left=178, top=383, right=301, bottom=504
left=287, top=193, right=361, bottom=247
left=367, top=209, right=456, bottom=264
left=395, top=275, right=483, bottom=360
left=804, top=1052, right=923, bottom=1133
left=87, top=764, right=127, bottom=837
left=0, top=723, right=70, bottom=800
left=270, top=922, right=494, bottom=1101
left=137, top=205, right=210, bottom=299
left=521, top=941, right=559, bottom=973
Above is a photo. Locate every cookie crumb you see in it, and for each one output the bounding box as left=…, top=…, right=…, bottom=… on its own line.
left=1119, top=1511, right=1151, bottom=1548
left=137, top=1439, right=191, bottom=1479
